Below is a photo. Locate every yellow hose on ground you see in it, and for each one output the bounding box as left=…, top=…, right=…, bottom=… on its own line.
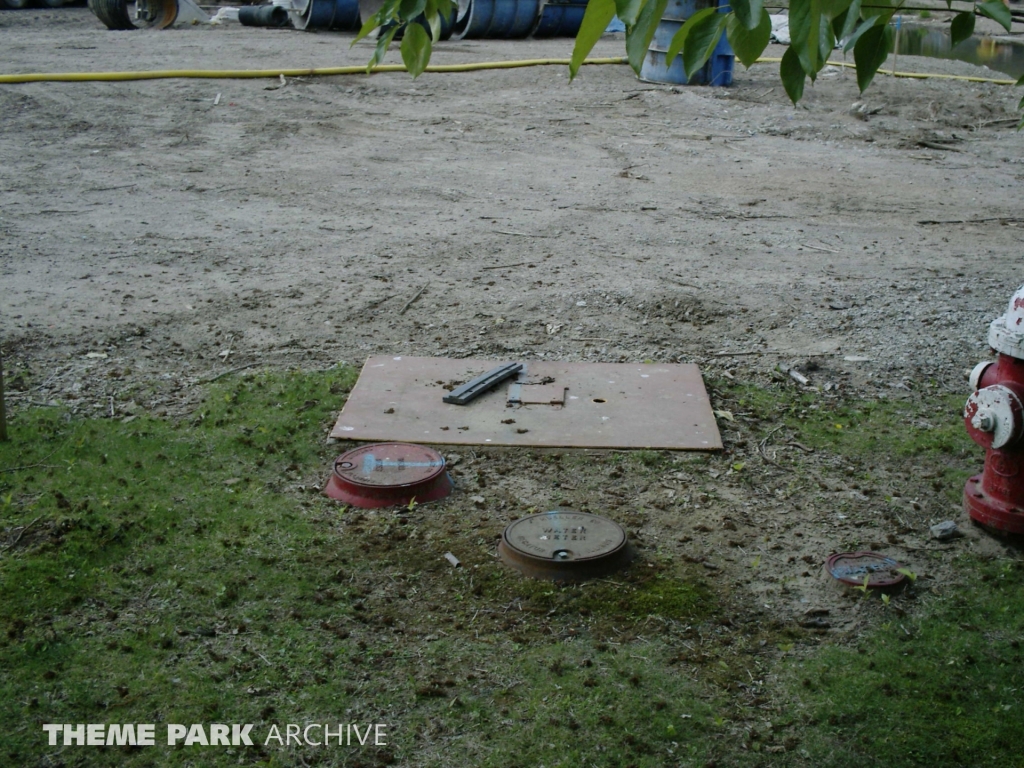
left=756, top=56, right=1018, bottom=85
left=0, top=55, right=1017, bottom=86
left=0, top=57, right=627, bottom=84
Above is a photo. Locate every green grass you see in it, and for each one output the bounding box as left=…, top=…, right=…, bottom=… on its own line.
left=1, top=370, right=1020, bottom=767
left=782, top=556, right=1024, bottom=768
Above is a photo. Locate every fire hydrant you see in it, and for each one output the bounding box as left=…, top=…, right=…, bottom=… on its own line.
left=964, top=283, right=1024, bottom=534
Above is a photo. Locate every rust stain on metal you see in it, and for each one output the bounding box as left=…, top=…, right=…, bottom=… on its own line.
left=329, top=356, right=722, bottom=450
left=498, top=510, right=633, bottom=582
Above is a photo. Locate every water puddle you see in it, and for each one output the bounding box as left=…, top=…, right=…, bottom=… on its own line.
left=896, top=23, right=1024, bottom=79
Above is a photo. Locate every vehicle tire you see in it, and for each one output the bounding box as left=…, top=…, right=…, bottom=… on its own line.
left=87, top=0, right=177, bottom=29
left=88, top=0, right=135, bottom=28
left=3, top=0, right=32, bottom=10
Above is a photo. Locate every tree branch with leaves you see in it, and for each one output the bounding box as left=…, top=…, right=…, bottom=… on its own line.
left=357, top=0, right=1022, bottom=124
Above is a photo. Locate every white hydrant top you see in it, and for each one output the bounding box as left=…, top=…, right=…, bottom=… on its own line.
left=989, top=283, right=1024, bottom=359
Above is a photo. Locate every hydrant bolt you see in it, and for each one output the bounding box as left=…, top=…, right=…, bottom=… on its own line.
left=972, top=410, right=996, bottom=433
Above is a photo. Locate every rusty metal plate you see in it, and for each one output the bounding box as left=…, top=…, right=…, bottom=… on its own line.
left=330, top=356, right=721, bottom=450
left=324, top=442, right=453, bottom=508
left=825, top=552, right=907, bottom=588
left=498, top=510, right=634, bottom=581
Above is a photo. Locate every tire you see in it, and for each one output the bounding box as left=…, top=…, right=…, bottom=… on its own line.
left=88, top=0, right=135, bottom=28
left=3, top=0, right=32, bottom=9
left=87, top=0, right=177, bottom=29
left=41, top=0, right=68, bottom=7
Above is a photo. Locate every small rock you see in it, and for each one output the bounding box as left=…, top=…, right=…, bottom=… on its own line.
left=930, top=520, right=960, bottom=541
left=470, top=495, right=485, bottom=508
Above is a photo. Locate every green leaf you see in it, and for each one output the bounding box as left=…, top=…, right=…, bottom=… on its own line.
left=789, top=0, right=823, bottom=75
left=570, top=0, right=617, bottom=80
left=400, top=21, right=432, bottom=77
left=615, top=0, right=642, bottom=27
left=780, top=45, right=806, bottom=103
left=436, top=0, right=453, bottom=20
left=840, top=0, right=861, bottom=38
left=732, top=0, right=764, bottom=31
left=817, top=14, right=836, bottom=74
left=977, top=0, right=1012, bottom=33
left=424, top=0, right=441, bottom=40
left=843, top=10, right=891, bottom=53
left=354, top=16, right=379, bottom=45
left=727, top=9, right=771, bottom=68
left=819, top=0, right=852, bottom=17
left=626, top=0, right=671, bottom=73
left=853, top=22, right=891, bottom=92
left=683, top=12, right=728, bottom=79
left=666, top=6, right=718, bottom=65
left=896, top=567, right=917, bottom=583
left=353, top=0, right=401, bottom=45
left=950, top=11, right=975, bottom=48
left=425, top=8, right=442, bottom=41
left=399, top=0, right=427, bottom=19
left=368, top=25, right=400, bottom=71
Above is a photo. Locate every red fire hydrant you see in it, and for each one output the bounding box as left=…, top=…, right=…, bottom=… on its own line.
left=964, top=283, right=1024, bottom=534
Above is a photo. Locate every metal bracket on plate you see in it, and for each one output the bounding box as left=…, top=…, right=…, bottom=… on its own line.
left=442, top=362, right=523, bottom=405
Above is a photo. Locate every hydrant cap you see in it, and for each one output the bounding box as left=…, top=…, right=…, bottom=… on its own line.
left=988, top=284, right=1024, bottom=359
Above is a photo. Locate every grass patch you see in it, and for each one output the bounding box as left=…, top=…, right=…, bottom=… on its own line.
left=782, top=556, right=1024, bottom=767
left=1, top=369, right=1019, bottom=767
left=0, top=368, right=727, bottom=767
left=718, top=383, right=971, bottom=462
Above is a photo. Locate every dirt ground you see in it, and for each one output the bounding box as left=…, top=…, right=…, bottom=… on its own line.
left=2, top=9, right=1024, bottom=637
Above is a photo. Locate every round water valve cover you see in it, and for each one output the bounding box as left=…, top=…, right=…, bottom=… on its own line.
left=324, top=443, right=453, bottom=508
left=825, top=552, right=907, bottom=589
left=498, top=510, right=634, bottom=581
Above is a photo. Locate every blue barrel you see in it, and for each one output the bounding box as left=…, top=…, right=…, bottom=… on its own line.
left=640, top=0, right=734, bottom=86
left=531, top=0, right=588, bottom=37
left=297, top=0, right=360, bottom=30
left=452, top=0, right=540, bottom=39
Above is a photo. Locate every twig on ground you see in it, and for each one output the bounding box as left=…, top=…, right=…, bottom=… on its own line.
left=918, top=217, right=1024, bottom=225
left=399, top=283, right=429, bottom=315
left=482, top=262, right=534, bottom=270
left=801, top=243, right=839, bottom=254
left=2, top=517, right=41, bottom=551
left=758, top=426, right=786, bottom=468
left=202, top=363, right=259, bottom=384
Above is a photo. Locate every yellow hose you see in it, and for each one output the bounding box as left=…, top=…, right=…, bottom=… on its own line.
left=756, top=56, right=1018, bottom=85
left=0, top=57, right=627, bottom=84
left=0, top=55, right=1017, bottom=86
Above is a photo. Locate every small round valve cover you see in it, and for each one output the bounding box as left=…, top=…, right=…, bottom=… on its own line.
left=964, top=384, right=1024, bottom=450
left=825, top=552, right=907, bottom=589
left=498, top=510, right=633, bottom=582
left=324, top=443, right=453, bottom=508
